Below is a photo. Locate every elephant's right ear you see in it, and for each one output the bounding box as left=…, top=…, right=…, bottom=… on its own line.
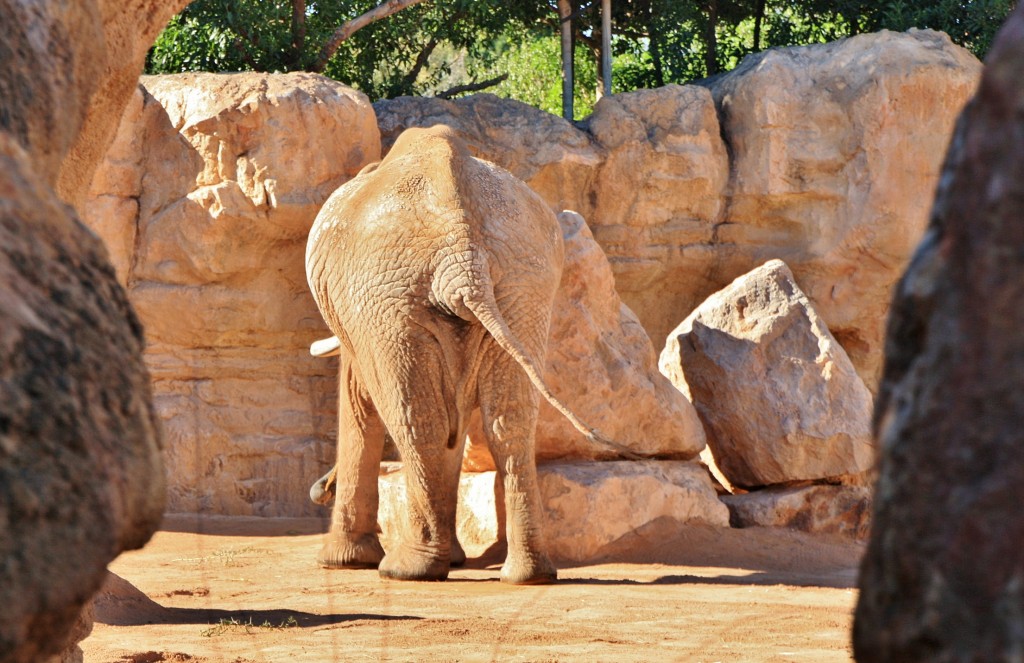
left=310, top=336, right=342, bottom=357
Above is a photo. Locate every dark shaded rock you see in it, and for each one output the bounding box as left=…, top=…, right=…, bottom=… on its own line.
left=722, top=485, right=872, bottom=540
left=0, top=1, right=186, bottom=660
left=854, top=6, right=1024, bottom=660
left=0, top=133, right=165, bottom=663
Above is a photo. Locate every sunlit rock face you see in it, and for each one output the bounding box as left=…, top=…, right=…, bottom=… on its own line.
left=376, top=30, right=981, bottom=392
left=379, top=460, right=729, bottom=563
left=855, top=7, right=1024, bottom=660
left=659, top=260, right=874, bottom=490
left=83, top=72, right=381, bottom=517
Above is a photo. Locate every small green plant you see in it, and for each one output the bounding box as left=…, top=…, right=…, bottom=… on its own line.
left=200, top=615, right=299, bottom=637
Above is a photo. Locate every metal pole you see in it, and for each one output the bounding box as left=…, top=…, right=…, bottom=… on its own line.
left=558, top=0, right=574, bottom=120
left=600, top=0, right=612, bottom=99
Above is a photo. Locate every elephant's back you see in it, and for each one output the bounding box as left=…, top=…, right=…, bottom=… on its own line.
left=456, top=156, right=564, bottom=283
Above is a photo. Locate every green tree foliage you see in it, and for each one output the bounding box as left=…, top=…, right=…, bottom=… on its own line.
left=147, top=0, right=1016, bottom=112
left=147, top=0, right=550, bottom=99
left=871, top=0, right=1016, bottom=56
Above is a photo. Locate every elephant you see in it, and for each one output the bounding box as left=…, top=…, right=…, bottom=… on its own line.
left=305, top=125, right=623, bottom=584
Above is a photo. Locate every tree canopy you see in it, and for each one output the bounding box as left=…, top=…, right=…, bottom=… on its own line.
left=147, top=0, right=1016, bottom=118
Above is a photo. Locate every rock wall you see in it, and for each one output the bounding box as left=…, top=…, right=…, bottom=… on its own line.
left=854, top=6, right=1024, bottom=659
left=1, top=1, right=186, bottom=661
left=85, top=73, right=381, bottom=516
left=83, top=29, right=979, bottom=521
left=376, top=29, right=981, bottom=390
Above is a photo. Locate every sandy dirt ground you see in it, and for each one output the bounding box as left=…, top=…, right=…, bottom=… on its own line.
left=83, top=515, right=863, bottom=662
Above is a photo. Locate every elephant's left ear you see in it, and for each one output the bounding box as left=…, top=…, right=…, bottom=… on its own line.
left=310, top=336, right=342, bottom=357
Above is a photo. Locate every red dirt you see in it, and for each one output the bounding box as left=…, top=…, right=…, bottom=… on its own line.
left=84, top=515, right=863, bottom=662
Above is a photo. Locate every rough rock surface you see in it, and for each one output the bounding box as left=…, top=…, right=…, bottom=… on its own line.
left=2, top=0, right=189, bottom=209
left=464, top=211, right=707, bottom=469
left=722, top=485, right=871, bottom=540
left=1, top=1, right=181, bottom=660
left=705, top=29, right=980, bottom=388
left=83, top=72, right=380, bottom=516
left=855, top=8, right=1024, bottom=660
left=379, top=462, right=728, bottom=563
left=659, top=260, right=874, bottom=489
left=375, top=31, right=980, bottom=390
left=582, top=85, right=730, bottom=346
left=42, top=604, right=93, bottom=663
left=81, top=30, right=979, bottom=520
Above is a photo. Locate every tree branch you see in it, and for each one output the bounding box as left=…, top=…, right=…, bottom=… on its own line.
left=436, top=74, right=509, bottom=99
left=291, top=0, right=307, bottom=69
left=232, top=36, right=262, bottom=70
left=312, top=0, right=431, bottom=73
left=395, top=35, right=440, bottom=95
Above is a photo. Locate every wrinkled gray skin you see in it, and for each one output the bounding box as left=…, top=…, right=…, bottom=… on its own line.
left=306, top=126, right=606, bottom=584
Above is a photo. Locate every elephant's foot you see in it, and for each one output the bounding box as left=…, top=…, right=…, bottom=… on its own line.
left=500, top=553, right=557, bottom=585
left=450, top=536, right=466, bottom=568
left=378, top=544, right=449, bottom=581
left=317, top=532, right=385, bottom=569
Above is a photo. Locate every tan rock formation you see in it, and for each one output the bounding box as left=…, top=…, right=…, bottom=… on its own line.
left=722, top=485, right=872, bottom=540
left=376, top=31, right=980, bottom=390
left=83, top=72, right=380, bottom=516
left=583, top=85, right=730, bottom=344
left=379, top=461, right=728, bottom=563
left=80, top=30, right=979, bottom=525
left=464, top=211, right=707, bottom=469
left=659, top=259, right=875, bottom=489
left=705, top=29, right=981, bottom=388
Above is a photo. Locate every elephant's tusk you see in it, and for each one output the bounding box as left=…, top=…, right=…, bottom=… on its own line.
left=309, top=466, right=338, bottom=505
left=310, top=336, right=342, bottom=357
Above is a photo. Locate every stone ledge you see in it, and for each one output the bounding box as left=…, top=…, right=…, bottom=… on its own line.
left=379, top=460, right=730, bottom=564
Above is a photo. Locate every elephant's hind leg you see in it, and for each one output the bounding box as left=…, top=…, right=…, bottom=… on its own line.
left=319, top=357, right=386, bottom=569
left=373, top=342, right=463, bottom=582
left=478, top=349, right=557, bottom=585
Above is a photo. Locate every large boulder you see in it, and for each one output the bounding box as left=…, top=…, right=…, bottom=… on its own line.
left=1, top=0, right=185, bottom=660
left=464, top=211, right=707, bottom=469
left=0, top=132, right=164, bottom=663
left=379, top=461, right=728, bottom=563
left=376, top=32, right=980, bottom=391
left=854, top=7, right=1024, bottom=660
left=2, top=0, right=189, bottom=206
left=704, top=29, right=980, bottom=389
left=82, top=72, right=380, bottom=516
left=659, top=260, right=874, bottom=489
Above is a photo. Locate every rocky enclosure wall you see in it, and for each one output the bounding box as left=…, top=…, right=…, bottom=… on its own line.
left=377, top=29, right=980, bottom=390
left=83, top=30, right=980, bottom=518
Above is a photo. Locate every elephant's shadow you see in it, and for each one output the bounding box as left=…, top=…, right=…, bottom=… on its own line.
left=98, top=605, right=419, bottom=627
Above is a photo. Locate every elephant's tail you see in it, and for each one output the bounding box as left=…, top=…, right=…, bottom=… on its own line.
left=464, top=290, right=642, bottom=461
